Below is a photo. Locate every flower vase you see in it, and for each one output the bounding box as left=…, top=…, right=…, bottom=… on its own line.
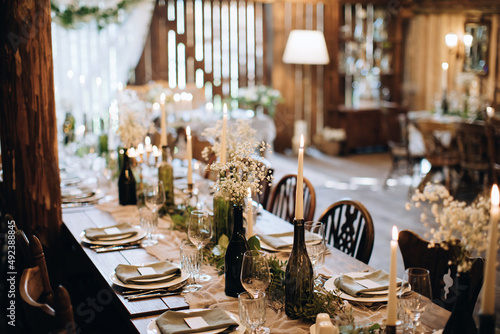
left=213, top=194, right=233, bottom=243
left=443, top=272, right=478, bottom=334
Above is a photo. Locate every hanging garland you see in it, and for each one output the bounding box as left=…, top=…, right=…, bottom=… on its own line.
left=50, top=0, right=144, bottom=30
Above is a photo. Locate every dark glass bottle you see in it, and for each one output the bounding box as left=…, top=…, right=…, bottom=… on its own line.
left=443, top=272, right=478, bottom=334
left=224, top=204, right=249, bottom=297
left=285, top=218, right=314, bottom=319
left=118, top=149, right=137, bottom=205
left=158, top=146, right=174, bottom=208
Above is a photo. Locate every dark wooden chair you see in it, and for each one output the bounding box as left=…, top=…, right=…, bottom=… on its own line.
left=416, top=119, right=460, bottom=192
left=266, top=174, right=316, bottom=223
left=398, top=230, right=484, bottom=313
left=318, top=199, right=374, bottom=264
left=380, top=102, right=423, bottom=188
left=19, top=235, right=76, bottom=334
left=485, top=115, right=500, bottom=185
left=455, top=121, right=491, bottom=199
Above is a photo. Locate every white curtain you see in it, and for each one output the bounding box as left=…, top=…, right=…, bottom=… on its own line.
left=51, top=0, right=156, bottom=132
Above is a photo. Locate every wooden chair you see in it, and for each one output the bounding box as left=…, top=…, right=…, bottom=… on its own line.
left=19, top=235, right=76, bottom=334
left=455, top=121, right=491, bottom=199
left=485, top=115, right=500, bottom=185
left=381, top=102, right=422, bottom=187
left=266, top=174, right=316, bottom=223
left=318, top=199, right=374, bottom=264
left=398, top=230, right=484, bottom=313
left=416, top=119, right=460, bottom=192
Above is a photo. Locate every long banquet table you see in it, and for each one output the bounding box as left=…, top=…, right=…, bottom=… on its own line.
left=62, top=205, right=450, bottom=333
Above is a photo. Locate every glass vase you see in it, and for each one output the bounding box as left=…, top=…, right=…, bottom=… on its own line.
left=213, top=193, right=233, bottom=243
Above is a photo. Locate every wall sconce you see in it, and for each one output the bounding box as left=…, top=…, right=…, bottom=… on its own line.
left=445, top=33, right=458, bottom=48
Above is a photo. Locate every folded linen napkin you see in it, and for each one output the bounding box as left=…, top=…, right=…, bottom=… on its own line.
left=156, top=309, right=238, bottom=334
left=258, top=231, right=322, bottom=249
left=334, top=270, right=402, bottom=297
left=84, top=223, right=138, bottom=241
left=115, top=261, right=181, bottom=284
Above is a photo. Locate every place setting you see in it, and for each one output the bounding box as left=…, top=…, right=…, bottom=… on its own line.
left=110, top=260, right=189, bottom=301
left=79, top=223, right=147, bottom=252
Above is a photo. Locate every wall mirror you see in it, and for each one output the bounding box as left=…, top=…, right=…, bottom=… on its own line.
left=463, top=21, right=489, bottom=74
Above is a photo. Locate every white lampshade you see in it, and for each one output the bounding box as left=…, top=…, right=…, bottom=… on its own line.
left=282, top=30, right=330, bottom=65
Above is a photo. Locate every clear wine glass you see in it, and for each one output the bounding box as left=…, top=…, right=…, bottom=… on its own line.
left=139, top=207, right=157, bottom=246
left=304, top=221, right=326, bottom=283
left=144, top=181, right=166, bottom=240
left=179, top=241, right=202, bottom=292
left=238, top=291, right=267, bottom=334
left=187, top=210, right=213, bottom=282
left=398, top=268, right=433, bottom=333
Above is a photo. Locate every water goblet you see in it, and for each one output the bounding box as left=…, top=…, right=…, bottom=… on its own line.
left=304, top=221, right=326, bottom=283
left=398, top=268, right=433, bottom=333
left=188, top=210, right=213, bottom=281
left=144, top=181, right=166, bottom=240
left=139, top=207, right=158, bottom=246
left=179, top=242, right=202, bottom=292
left=238, top=291, right=267, bottom=334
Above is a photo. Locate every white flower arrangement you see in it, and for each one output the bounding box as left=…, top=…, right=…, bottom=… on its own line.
left=406, top=183, right=495, bottom=272
left=117, top=90, right=150, bottom=148
left=202, top=120, right=273, bottom=205
left=235, top=85, right=283, bottom=116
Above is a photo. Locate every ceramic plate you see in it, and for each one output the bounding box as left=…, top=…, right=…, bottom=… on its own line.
left=79, top=227, right=146, bottom=246
left=324, top=275, right=409, bottom=303
left=110, top=270, right=188, bottom=290
left=146, top=309, right=245, bottom=334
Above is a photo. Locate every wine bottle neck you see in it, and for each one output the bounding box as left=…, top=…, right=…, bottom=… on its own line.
left=161, top=145, right=170, bottom=162
left=232, top=205, right=244, bottom=235
left=293, top=219, right=306, bottom=250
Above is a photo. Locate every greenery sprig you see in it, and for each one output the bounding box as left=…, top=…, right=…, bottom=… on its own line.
left=51, top=0, right=143, bottom=30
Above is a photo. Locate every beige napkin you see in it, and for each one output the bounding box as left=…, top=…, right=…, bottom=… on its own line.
left=84, top=223, right=138, bottom=241
left=258, top=231, right=322, bottom=249
left=156, top=309, right=238, bottom=334
left=334, top=270, right=402, bottom=297
left=115, top=261, right=181, bottom=284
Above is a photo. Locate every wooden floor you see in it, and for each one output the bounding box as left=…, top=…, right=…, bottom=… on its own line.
left=267, top=149, right=500, bottom=326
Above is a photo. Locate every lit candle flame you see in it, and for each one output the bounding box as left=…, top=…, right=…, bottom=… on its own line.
left=145, top=136, right=151, bottom=146
left=442, top=62, right=449, bottom=70
left=392, top=226, right=398, bottom=241
left=223, top=103, right=228, bottom=115
left=186, top=126, right=191, bottom=136
left=160, top=93, right=166, bottom=103
left=248, top=188, right=252, bottom=198
left=300, top=135, right=304, bottom=149
left=492, top=184, right=499, bottom=207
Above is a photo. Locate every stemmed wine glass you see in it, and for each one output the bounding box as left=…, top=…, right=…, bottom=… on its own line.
left=144, top=181, right=165, bottom=240
left=398, top=268, right=433, bottom=333
left=187, top=210, right=213, bottom=282
left=304, top=221, right=326, bottom=284
left=179, top=241, right=202, bottom=292
left=241, top=250, right=270, bottom=334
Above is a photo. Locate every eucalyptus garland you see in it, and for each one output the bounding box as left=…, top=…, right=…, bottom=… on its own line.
left=50, top=0, right=144, bottom=30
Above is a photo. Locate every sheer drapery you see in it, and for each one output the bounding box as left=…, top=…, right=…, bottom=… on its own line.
left=51, top=0, right=155, bottom=132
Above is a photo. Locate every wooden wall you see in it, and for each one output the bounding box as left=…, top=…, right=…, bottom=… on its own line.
left=133, top=0, right=336, bottom=152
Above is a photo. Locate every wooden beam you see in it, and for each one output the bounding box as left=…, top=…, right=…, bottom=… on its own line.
left=0, top=0, right=62, bottom=253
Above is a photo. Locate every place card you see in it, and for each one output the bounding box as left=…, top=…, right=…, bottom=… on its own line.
left=184, top=316, right=209, bottom=329
left=137, top=267, right=157, bottom=276
left=104, top=227, right=122, bottom=235
left=356, top=279, right=382, bottom=289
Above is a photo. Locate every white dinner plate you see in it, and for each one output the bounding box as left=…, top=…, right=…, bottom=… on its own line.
left=110, top=270, right=188, bottom=290
left=79, top=226, right=147, bottom=246
left=146, top=309, right=245, bottom=334
left=324, top=275, right=409, bottom=303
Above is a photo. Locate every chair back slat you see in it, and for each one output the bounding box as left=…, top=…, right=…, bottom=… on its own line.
left=266, top=174, right=316, bottom=223
left=319, top=199, right=374, bottom=264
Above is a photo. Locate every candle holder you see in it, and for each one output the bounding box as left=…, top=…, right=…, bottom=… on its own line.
left=383, top=325, right=396, bottom=334
left=478, top=313, right=495, bottom=334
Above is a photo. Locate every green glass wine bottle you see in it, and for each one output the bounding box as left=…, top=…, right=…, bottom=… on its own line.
left=118, top=149, right=137, bottom=205
left=284, top=218, right=314, bottom=319
left=158, top=145, right=174, bottom=208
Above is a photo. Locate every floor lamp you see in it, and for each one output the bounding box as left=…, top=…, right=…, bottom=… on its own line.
left=283, top=30, right=329, bottom=152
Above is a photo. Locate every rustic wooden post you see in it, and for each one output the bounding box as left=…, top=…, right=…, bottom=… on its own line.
left=0, top=0, right=62, bottom=255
